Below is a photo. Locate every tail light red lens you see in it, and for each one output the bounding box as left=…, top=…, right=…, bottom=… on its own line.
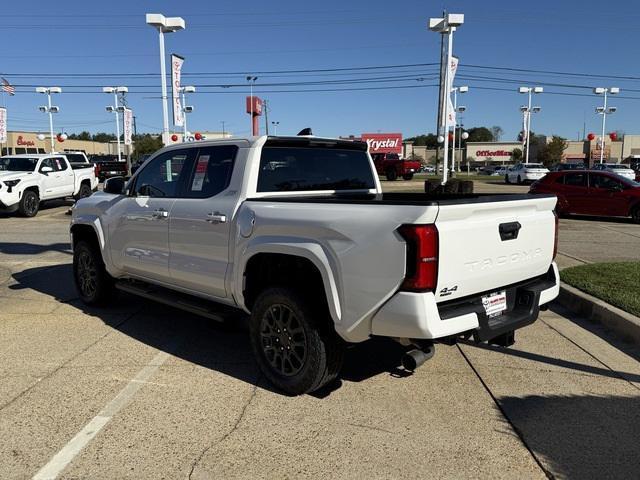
left=553, top=211, right=559, bottom=260
left=398, top=224, right=439, bottom=292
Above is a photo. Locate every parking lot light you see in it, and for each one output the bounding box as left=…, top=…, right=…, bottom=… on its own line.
left=179, top=85, right=196, bottom=140
left=594, top=87, right=620, bottom=164
left=519, top=86, right=543, bottom=164
left=35, top=87, right=62, bottom=153
left=146, top=13, right=186, bottom=145
left=103, top=86, right=128, bottom=161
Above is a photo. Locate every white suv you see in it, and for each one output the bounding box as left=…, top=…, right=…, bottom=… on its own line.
left=506, top=163, right=549, bottom=184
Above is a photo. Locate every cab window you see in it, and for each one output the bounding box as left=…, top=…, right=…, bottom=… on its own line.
left=52, top=157, right=67, bottom=171
left=563, top=173, right=587, bottom=187
left=133, top=150, right=194, bottom=197
left=40, top=158, right=55, bottom=172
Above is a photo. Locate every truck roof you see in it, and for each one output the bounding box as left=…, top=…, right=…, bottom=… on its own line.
left=164, top=135, right=368, bottom=151
left=1, top=154, right=61, bottom=159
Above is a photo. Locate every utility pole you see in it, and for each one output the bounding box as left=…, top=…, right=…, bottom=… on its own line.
left=264, top=99, right=270, bottom=135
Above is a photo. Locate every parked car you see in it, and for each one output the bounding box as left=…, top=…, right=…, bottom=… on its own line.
left=492, top=166, right=511, bottom=176
left=89, top=155, right=129, bottom=182
left=371, top=153, right=421, bottom=181
left=592, top=163, right=636, bottom=181
left=71, top=135, right=560, bottom=395
left=530, top=170, right=640, bottom=222
left=505, top=163, right=549, bottom=184
left=421, top=165, right=436, bottom=174
left=550, top=162, right=585, bottom=171
left=479, top=166, right=497, bottom=175
left=0, top=154, right=97, bottom=217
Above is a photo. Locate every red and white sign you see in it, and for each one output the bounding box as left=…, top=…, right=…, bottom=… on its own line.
left=476, top=150, right=512, bottom=157
left=0, top=108, right=6, bottom=143
left=171, top=54, right=184, bottom=127
left=17, top=135, right=35, bottom=146
left=246, top=96, right=263, bottom=115
left=123, top=108, right=133, bottom=146
left=361, top=133, right=402, bottom=154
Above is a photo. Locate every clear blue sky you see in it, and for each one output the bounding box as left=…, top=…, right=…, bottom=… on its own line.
left=1, top=0, right=638, bottom=141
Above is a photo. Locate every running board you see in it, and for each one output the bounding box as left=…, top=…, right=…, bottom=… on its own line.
left=115, top=280, right=239, bottom=323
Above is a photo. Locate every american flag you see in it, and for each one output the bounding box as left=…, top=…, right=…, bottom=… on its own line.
left=1, top=77, right=15, bottom=95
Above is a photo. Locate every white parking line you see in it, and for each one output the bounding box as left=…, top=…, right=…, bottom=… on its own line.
left=32, top=350, right=172, bottom=480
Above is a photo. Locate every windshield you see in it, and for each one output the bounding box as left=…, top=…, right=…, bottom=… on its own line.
left=0, top=157, right=39, bottom=172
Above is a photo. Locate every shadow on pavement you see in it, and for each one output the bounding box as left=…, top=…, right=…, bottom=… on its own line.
left=0, top=199, right=73, bottom=218
left=561, top=213, right=637, bottom=225
left=0, top=242, right=71, bottom=255
left=498, top=394, right=640, bottom=478
left=10, top=263, right=412, bottom=397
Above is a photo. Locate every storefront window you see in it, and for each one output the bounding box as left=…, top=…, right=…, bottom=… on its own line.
left=15, top=148, right=26, bottom=154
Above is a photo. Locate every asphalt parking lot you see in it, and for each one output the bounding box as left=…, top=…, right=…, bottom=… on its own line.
left=1, top=191, right=640, bottom=479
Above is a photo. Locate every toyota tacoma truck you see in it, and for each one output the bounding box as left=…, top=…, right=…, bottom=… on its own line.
left=0, top=154, right=98, bottom=217
left=70, top=136, right=560, bottom=395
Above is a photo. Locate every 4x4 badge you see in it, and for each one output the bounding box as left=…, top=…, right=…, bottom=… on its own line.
left=439, top=286, right=458, bottom=297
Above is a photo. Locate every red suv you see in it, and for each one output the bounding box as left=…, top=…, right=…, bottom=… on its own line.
left=530, top=170, right=640, bottom=222
left=371, top=153, right=421, bottom=181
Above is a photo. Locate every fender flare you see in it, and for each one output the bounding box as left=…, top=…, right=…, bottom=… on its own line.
left=70, top=216, right=107, bottom=252
left=236, top=238, right=342, bottom=323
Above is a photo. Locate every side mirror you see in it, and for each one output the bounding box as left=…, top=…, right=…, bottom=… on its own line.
left=104, top=176, right=126, bottom=195
left=40, top=166, right=53, bottom=174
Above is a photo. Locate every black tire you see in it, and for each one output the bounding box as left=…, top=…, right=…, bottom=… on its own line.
left=402, top=173, right=414, bottom=181
left=74, top=182, right=92, bottom=201
left=18, top=189, right=40, bottom=217
left=631, top=206, right=640, bottom=224
left=249, top=287, right=345, bottom=395
left=386, top=169, right=398, bottom=181
left=73, top=239, right=117, bottom=306
left=517, top=175, right=523, bottom=185
left=505, top=175, right=510, bottom=184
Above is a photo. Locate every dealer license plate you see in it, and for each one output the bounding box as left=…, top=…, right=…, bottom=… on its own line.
left=482, top=290, right=507, bottom=317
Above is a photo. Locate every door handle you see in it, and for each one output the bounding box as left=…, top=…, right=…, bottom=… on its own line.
left=206, top=212, right=227, bottom=224
left=151, top=208, right=169, bottom=219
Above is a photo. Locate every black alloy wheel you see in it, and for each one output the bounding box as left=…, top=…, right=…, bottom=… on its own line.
left=259, top=304, right=308, bottom=377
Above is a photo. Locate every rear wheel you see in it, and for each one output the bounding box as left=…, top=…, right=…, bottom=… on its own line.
left=505, top=174, right=510, bottom=184
left=402, top=173, right=414, bottom=181
left=386, top=169, right=398, bottom=181
left=249, top=287, right=344, bottom=395
left=18, top=190, right=39, bottom=217
left=73, top=240, right=117, bottom=305
left=631, top=206, right=640, bottom=224
left=74, top=183, right=92, bottom=201
left=517, top=175, right=523, bottom=185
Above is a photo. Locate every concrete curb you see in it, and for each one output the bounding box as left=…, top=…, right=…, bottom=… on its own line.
left=554, top=282, right=640, bottom=344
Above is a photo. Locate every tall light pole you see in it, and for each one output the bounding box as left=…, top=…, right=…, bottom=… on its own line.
left=271, top=121, right=280, bottom=135
left=594, top=87, right=619, bottom=164
left=519, top=86, right=543, bottom=164
left=103, top=86, right=128, bottom=161
left=146, top=13, right=185, bottom=146
left=429, top=13, right=464, bottom=185
left=179, top=85, right=195, bottom=139
left=451, top=85, right=468, bottom=172
left=36, top=87, right=61, bottom=153
left=246, top=76, right=258, bottom=135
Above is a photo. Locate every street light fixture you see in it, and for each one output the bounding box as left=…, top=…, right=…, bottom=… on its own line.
left=519, top=86, right=543, bottom=164
left=178, top=85, right=196, bottom=140
left=593, top=87, right=619, bottom=164
left=35, top=87, right=62, bottom=153
left=271, top=121, right=280, bottom=135
left=429, top=13, right=465, bottom=184
left=103, top=86, right=128, bottom=162
left=451, top=85, right=469, bottom=172
left=146, top=13, right=186, bottom=145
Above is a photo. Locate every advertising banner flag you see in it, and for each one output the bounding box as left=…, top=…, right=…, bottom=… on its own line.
left=445, top=56, right=459, bottom=127
left=123, top=108, right=133, bottom=146
left=0, top=108, right=7, bottom=143
left=171, top=54, right=184, bottom=127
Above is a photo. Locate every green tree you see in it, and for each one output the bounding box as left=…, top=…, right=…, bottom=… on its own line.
left=490, top=126, right=504, bottom=141
left=92, top=132, right=117, bottom=143
left=537, top=136, right=567, bottom=167
left=405, top=134, right=439, bottom=149
left=133, top=134, right=163, bottom=159
left=466, top=127, right=493, bottom=142
left=511, top=148, right=523, bottom=162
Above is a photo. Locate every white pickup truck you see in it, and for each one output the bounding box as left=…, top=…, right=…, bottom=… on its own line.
left=0, top=154, right=98, bottom=217
left=71, top=136, right=559, bottom=394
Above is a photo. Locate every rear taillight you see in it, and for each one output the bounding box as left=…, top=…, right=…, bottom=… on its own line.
left=398, top=224, right=439, bottom=292
left=94, top=164, right=100, bottom=177
left=553, top=211, right=559, bottom=260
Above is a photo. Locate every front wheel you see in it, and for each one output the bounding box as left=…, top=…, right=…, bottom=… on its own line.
left=402, top=173, right=414, bottom=181
left=249, top=287, right=344, bottom=395
left=73, top=240, right=117, bottom=305
left=631, top=206, right=640, bottom=224
left=386, top=169, right=398, bottom=181
left=18, top=190, right=40, bottom=217
left=505, top=175, right=510, bottom=184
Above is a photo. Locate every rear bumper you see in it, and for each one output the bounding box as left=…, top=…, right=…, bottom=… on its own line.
left=371, top=262, right=559, bottom=341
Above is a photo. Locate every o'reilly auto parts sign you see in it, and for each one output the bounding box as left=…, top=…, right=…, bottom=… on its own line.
left=362, top=133, right=402, bottom=154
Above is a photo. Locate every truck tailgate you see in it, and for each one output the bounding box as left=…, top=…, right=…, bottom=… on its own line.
left=434, top=195, right=557, bottom=302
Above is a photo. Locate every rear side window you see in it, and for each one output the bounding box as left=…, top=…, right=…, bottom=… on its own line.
left=563, top=173, right=587, bottom=186
left=184, top=145, right=238, bottom=198
left=257, top=147, right=376, bottom=192
left=591, top=174, right=622, bottom=189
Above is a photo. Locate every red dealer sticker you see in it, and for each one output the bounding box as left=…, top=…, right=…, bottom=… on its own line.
left=361, top=133, right=402, bottom=154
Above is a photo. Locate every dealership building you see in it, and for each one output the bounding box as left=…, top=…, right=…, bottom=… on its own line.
left=1, top=130, right=123, bottom=156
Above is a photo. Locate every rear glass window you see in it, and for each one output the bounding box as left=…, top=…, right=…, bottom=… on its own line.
left=184, top=145, right=237, bottom=198
left=257, top=147, right=376, bottom=192
left=564, top=173, right=587, bottom=186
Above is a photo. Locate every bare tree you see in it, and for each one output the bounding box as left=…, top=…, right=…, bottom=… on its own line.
left=490, top=126, right=504, bottom=141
